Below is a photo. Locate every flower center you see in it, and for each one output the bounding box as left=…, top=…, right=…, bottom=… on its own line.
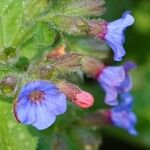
left=98, top=22, right=108, bottom=40
left=95, top=66, right=106, bottom=79
left=29, top=91, right=44, bottom=102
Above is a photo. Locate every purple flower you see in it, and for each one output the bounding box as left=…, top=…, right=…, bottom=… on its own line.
left=104, top=11, right=134, bottom=61
left=14, top=80, right=67, bottom=130
left=110, top=93, right=138, bottom=135
left=97, top=61, right=136, bottom=106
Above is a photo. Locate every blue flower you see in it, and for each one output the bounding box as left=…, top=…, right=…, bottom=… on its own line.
left=104, top=11, right=134, bottom=61
left=14, top=80, right=67, bottom=130
left=97, top=61, right=136, bottom=106
left=111, top=93, right=138, bottom=135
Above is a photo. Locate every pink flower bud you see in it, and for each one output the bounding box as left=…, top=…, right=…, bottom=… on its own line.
left=56, top=81, right=94, bottom=109
left=75, top=91, right=94, bottom=108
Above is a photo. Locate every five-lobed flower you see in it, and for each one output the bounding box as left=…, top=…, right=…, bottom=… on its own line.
left=14, top=80, right=67, bottom=130
left=10, top=8, right=138, bottom=135
left=98, top=11, right=135, bottom=61
left=97, top=61, right=136, bottom=106
left=110, top=93, right=138, bottom=135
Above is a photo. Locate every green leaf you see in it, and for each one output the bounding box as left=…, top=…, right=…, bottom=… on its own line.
left=11, top=24, right=35, bottom=48
left=67, top=37, right=109, bottom=59
left=33, top=22, right=56, bottom=46
left=20, top=39, right=41, bottom=59
left=23, top=0, right=48, bottom=22
left=0, top=0, right=23, bottom=47
left=0, top=100, right=38, bottom=150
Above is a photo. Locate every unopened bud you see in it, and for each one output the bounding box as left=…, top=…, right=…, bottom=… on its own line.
left=81, top=56, right=105, bottom=78
left=53, top=53, right=82, bottom=73
left=0, top=75, right=17, bottom=94
left=36, top=65, right=53, bottom=79
left=46, top=45, right=66, bottom=61
left=57, top=80, right=94, bottom=108
left=0, top=47, right=18, bottom=64
left=75, top=91, right=94, bottom=108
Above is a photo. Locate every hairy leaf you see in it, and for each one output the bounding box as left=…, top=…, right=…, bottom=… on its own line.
left=0, top=100, right=38, bottom=150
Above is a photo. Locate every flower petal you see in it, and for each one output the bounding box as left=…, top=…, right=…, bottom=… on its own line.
left=44, top=92, right=67, bottom=115
left=128, top=127, right=138, bottom=136
left=18, top=80, right=57, bottom=100
left=111, top=109, right=131, bottom=129
left=124, top=61, right=137, bottom=73
left=111, top=94, right=138, bottom=136
left=35, top=80, right=58, bottom=92
left=120, top=93, right=133, bottom=109
left=118, top=75, right=132, bottom=93
left=105, top=11, right=134, bottom=61
left=15, top=101, right=31, bottom=124
left=98, top=66, right=125, bottom=86
left=32, top=104, right=56, bottom=130
left=24, top=103, right=36, bottom=124
left=122, top=11, right=135, bottom=28
left=129, top=112, right=137, bottom=124
left=100, top=82, right=118, bottom=106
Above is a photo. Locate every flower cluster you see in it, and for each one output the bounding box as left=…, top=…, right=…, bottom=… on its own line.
left=102, top=11, right=134, bottom=61
left=97, top=61, right=136, bottom=106
left=13, top=78, right=94, bottom=130
left=110, top=93, right=137, bottom=135
left=0, top=1, right=137, bottom=136
left=82, top=57, right=137, bottom=135
left=89, top=11, right=135, bottom=61
left=82, top=10, right=138, bottom=135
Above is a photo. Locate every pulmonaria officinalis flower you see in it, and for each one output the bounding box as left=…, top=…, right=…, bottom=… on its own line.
left=89, top=11, right=134, bottom=61
left=103, top=11, right=134, bottom=61
left=57, top=80, right=94, bottom=109
left=97, top=61, right=136, bottom=106
left=13, top=80, right=67, bottom=130
left=110, top=93, right=138, bottom=135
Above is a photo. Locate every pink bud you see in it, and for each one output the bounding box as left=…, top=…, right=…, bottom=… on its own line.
left=74, top=91, right=94, bottom=108
left=56, top=81, right=94, bottom=109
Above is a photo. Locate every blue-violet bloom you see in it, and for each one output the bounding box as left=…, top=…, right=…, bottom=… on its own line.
left=111, top=93, right=138, bottom=135
left=101, top=11, right=134, bottom=61
left=97, top=61, right=136, bottom=106
left=14, top=80, right=67, bottom=130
